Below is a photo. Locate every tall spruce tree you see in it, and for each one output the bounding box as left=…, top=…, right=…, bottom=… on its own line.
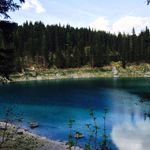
left=0, top=0, right=25, bottom=79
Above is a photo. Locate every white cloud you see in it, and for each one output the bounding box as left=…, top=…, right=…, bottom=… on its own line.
left=89, top=16, right=150, bottom=34
left=22, top=0, right=45, bottom=13
left=112, top=16, right=150, bottom=34
left=89, top=17, right=110, bottom=31
left=111, top=121, right=150, bottom=150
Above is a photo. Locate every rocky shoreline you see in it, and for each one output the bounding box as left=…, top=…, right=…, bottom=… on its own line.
left=11, top=71, right=150, bottom=83
left=8, top=63, right=150, bottom=83
left=0, top=62, right=150, bottom=84
left=0, top=122, right=83, bottom=150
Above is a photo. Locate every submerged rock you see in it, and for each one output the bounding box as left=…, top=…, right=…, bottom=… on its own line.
left=30, top=122, right=39, bottom=129
left=74, top=132, right=84, bottom=139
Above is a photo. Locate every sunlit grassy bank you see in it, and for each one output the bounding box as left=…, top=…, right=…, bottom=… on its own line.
left=10, top=62, right=150, bottom=82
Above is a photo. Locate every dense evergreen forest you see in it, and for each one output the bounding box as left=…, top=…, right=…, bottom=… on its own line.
left=0, top=21, right=150, bottom=72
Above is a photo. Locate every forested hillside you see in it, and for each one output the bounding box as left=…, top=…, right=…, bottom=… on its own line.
left=0, top=21, right=150, bottom=71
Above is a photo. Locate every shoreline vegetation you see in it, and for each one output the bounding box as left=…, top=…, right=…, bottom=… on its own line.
left=9, top=62, right=150, bottom=82
left=0, top=122, right=83, bottom=150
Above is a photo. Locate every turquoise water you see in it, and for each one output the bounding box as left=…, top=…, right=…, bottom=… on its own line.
left=0, top=78, right=150, bottom=149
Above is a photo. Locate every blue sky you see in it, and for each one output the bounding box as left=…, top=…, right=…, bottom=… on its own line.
left=8, top=0, right=150, bottom=34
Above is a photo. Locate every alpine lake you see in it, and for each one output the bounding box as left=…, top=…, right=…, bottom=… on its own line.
left=0, top=78, right=150, bottom=150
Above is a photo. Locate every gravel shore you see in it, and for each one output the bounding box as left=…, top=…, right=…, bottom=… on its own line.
left=0, top=122, right=83, bottom=150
